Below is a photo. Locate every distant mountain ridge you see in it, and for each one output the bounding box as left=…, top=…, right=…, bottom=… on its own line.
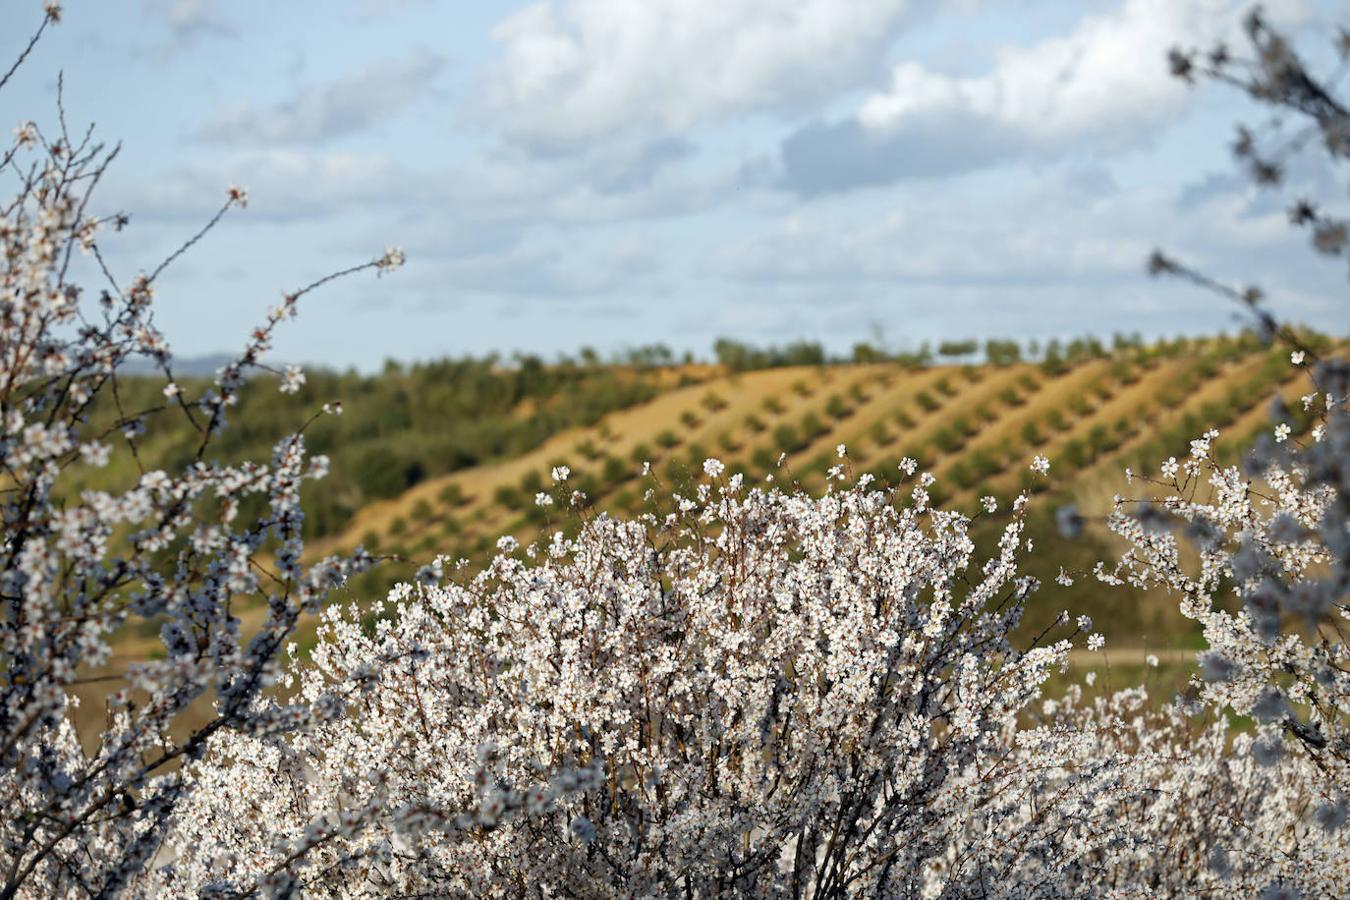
left=116, top=354, right=288, bottom=378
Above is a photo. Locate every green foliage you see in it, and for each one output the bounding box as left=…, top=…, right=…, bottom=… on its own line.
left=494, top=485, right=524, bottom=510
left=437, top=483, right=467, bottom=507
left=937, top=339, right=978, bottom=359
left=602, top=455, right=630, bottom=485
left=92, top=356, right=666, bottom=540
left=799, top=412, right=828, bottom=442
left=984, top=339, right=1022, bottom=366
left=700, top=391, right=728, bottom=412
left=772, top=424, right=802, bottom=453
left=713, top=338, right=826, bottom=372
left=825, top=394, right=852, bottom=420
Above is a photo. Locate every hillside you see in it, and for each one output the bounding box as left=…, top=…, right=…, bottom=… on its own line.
left=302, top=334, right=1327, bottom=650
left=76, top=332, right=1335, bottom=747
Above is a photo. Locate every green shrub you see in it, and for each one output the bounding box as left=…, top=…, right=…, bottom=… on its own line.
left=602, top=455, right=629, bottom=485
left=436, top=483, right=466, bottom=507
left=800, top=412, right=827, bottom=441
left=494, top=485, right=523, bottom=509
left=825, top=394, right=852, bottom=420
left=933, top=427, right=963, bottom=454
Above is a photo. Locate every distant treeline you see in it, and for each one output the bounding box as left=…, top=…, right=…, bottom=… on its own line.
left=708, top=330, right=1297, bottom=373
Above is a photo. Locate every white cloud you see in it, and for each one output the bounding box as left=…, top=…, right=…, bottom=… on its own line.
left=780, top=0, right=1305, bottom=193
left=144, top=0, right=232, bottom=37
left=861, top=0, right=1227, bottom=143
left=482, top=0, right=921, bottom=152
left=195, top=50, right=445, bottom=145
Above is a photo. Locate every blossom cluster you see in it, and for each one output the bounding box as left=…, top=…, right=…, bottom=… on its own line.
left=3, top=4, right=1349, bottom=896
left=1104, top=356, right=1350, bottom=825
left=148, top=427, right=1350, bottom=895
left=0, top=9, right=398, bottom=895
left=150, top=470, right=1096, bottom=895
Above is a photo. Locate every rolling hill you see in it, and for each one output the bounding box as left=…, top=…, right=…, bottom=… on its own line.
left=305, top=333, right=1326, bottom=650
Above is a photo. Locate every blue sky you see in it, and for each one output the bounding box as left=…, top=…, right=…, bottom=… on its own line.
left=2, top=0, right=1345, bottom=370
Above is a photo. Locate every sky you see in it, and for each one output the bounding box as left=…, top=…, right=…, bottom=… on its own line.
left=1, top=0, right=1345, bottom=371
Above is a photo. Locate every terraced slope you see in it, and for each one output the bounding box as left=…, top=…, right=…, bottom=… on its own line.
left=312, top=337, right=1327, bottom=650
left=77, top=335, right=1338, bottom=747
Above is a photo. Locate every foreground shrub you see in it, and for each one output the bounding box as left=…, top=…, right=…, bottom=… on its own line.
left=156, top=470, right=1096, bottom=895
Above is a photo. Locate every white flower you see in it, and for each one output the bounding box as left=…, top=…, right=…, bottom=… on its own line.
left=702, top=458, right=725, bottom=478
left=1274, top=423, right=1291, bottom=443
left=378, top=246, right=407, bottom=272
left=1030, top=455, right=1050, bottom=475
left=1290, top=350, right=1305, bottom=366
left=163, top=381, right=181, bottom=399
left=226, top=184, right=248, bottom=208
left=1077, top=615, right=1093, bottom=632
left=836, top=443, right=847, bottom=458
left=13, top=120, right=38, bottom=148
left=1160, top=457, right=1179, bottom=478
left=1145, top=654, right=1159, bottom=668
left=279, top=364, right=305, bottom=395
left=79, top=441, right=110, bottom=468
left=496, top=535, right=519, bottom=553
left=535, top=492, right=553, bottom=507
left=1087, top=633, right=1105, bottom=652
left=551, top=465, right=570, bottom=483
left=980, top=496, right=997, bottom=513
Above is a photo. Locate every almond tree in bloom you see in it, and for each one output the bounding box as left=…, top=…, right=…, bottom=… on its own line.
left=2, top=3, right=1349, bottom=898
left=152, top=467, right=1097, bottom=896
left=0, top=6, right=404, bottom=896
left=1102, top=8, right=1350, bottom=890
